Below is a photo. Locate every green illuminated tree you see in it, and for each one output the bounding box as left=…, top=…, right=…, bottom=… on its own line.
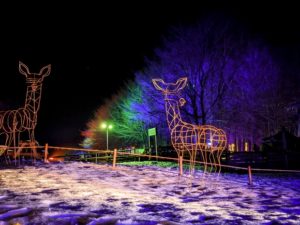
left=81, top=82, right=150, bottom=148
left=109, top=83, right=148, bottom=146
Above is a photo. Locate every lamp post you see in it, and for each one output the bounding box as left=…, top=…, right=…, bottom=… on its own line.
left=101, top=123, right=113, bottom=150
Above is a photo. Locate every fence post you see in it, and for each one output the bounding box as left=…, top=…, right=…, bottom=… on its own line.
left=248, top=165, right=253, bottom=185
left=32, top=143, right=36, bottom=164
left=113, top=148, right=117, bottom=168
left=179, top=156, right=183, bottom=176
left=44, top=143, right=49, bottom=163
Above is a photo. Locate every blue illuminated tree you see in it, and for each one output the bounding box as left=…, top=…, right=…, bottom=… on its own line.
left=134, top=18, right=286, bottom=147
left=83, top=17, right=299, bottom=149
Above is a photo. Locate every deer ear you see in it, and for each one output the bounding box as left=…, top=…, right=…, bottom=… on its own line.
left=175, top=77, right=188, bottom=92
left=39, top=64, right=51, bottom=77
left=179, top=98, right=186, bottom=107
left=152, top=78, right=166, bottom=91
left=19, top=61, right=30, bottom=77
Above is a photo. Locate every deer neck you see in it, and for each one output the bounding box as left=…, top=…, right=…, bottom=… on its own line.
left=164, top=98, right=183, bottom=130
left=24, top=83, right=43, bottom=125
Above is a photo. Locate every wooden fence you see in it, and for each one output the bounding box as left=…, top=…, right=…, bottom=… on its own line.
left=1, top=144, right=300, bottom=186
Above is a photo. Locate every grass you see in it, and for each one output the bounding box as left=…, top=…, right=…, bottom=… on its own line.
left=119, top=160, right=206, bottom=171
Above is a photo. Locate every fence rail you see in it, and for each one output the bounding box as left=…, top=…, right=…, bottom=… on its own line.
left=45, top=145, right=300, bottom=173
left=1, top=144, right=300, bottom=175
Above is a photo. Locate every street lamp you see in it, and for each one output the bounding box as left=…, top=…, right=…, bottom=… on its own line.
left=101, top=122, right=113, bottom=150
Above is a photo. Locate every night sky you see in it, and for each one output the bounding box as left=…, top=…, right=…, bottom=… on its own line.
left=0, top=1, right=299, bottom=146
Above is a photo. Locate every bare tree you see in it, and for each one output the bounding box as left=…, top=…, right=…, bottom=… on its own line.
left=82, top=16, right=299, bottom=150
left=135, top=18, right=284, bottom=148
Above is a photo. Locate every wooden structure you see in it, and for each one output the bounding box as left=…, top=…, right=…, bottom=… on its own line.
left=152, top=77, right=227, bottom=173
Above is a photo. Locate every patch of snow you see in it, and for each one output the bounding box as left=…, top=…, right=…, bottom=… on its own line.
left=0, top=161, right=300, bottom=224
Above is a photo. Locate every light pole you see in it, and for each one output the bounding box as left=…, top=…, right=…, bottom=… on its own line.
left=101, top=122, right=113, bottom=150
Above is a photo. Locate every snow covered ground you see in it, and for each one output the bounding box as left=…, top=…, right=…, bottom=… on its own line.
left=0, top=161, right=300, bottom=225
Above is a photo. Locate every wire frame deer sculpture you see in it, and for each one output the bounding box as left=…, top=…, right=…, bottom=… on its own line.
left=152, top=77, right=227, bottom=174
left=0, top=61, right=51, bottom=160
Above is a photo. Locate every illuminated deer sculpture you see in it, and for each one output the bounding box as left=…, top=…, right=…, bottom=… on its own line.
left=0, top=62, right=51, bottom=159
left=152, top=77, right=227, bottom=174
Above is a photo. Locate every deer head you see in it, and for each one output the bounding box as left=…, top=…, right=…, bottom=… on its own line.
left=152, top=77, right=187, bottom=106
left=19, top=61, right=51, bottom=91
left=152, top=77, right=187, bottom=94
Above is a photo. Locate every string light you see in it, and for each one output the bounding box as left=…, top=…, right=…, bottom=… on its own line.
left=0, top=62, right=51, bottom=159
left=152, top=77, right=227, bottom=173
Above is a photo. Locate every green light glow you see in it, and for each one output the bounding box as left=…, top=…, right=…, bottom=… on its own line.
left=101, top=122, right=113, bottom=130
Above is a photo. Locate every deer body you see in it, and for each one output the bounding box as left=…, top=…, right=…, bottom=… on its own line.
left=152, top=77, right=227, bottom=173
left=0, top=62, right=51, bottom=155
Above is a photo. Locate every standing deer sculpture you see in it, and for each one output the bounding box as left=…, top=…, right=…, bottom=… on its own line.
left=152, top=77, right=227, bottom=174
left=0, top=61, right=51, bottom=160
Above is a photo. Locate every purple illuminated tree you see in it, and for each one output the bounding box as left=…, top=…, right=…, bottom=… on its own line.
left=136, top=20, right=241, bottom=125
left=83, top=17, right=299, bottom=149
left=133, top=18, right=294, bottom=148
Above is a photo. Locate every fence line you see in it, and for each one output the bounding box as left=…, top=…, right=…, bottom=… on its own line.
left=43, top=145, right=300, bottom=174
left=48, top=145, right=111, bottom=153
left=2, top=144, right=299, bottom=174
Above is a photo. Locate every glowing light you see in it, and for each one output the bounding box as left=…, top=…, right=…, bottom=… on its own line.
left=0, top=62, right=51, bottom=160
left=245, top=142, right=249, bottom=152
left=152, top=77, right=227, bottom=173
left=101, top=123, right=113, bottom=130
left=229, top=143, right=235, bottom=152
left=101, top=122, right=113, bottom=150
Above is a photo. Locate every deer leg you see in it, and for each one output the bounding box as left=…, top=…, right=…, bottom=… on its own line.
left=188, top=151, right=191, bottom=175
left=177, top=151, right=182, bottom=176
left=15, top=136, right=24, bottom=165
left=189, top=150, right=196, bottom=176
left=217, top=150, right=223, bottom=173
left=2, top=133, right=9, bottom=164
left=4, top=133, right=9, bottom=147
left=199, top=149, right=207, bottom=173
left=212, top=151, right=219, bottom=172
left=207, top=151, right=211, bottom=172
left=26, top=129, right=36, bottom=162
left=28, top=129, right=35, bottom=143
left=208, top=151, right=213, bottom=172
left=214, top=151, right=218, bottom=172
left=3, top=133, right=10, bottom=164
left=30, top=142, right=37, bottom=163
left=7, top=133, right=17, bottom=165
left=204, top=150, right=209, bottom=173
left=193, top=150, right=197, bottom=174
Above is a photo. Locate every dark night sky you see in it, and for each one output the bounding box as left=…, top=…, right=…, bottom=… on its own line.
left=0, top=1, right=299, bottom=146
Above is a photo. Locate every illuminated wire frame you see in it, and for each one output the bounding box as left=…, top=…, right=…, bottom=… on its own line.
left=0, top=62, right=51, bottom=160
left=152, top=77, right=227, bottom=174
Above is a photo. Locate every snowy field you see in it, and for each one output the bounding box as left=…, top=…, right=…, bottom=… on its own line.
left=0, top=161, right=300, bottom=225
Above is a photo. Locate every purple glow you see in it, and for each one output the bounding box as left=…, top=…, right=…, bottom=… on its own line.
left=83, top=18, right=299, bottom=150
left=0, top=162, right=300, bottom=224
